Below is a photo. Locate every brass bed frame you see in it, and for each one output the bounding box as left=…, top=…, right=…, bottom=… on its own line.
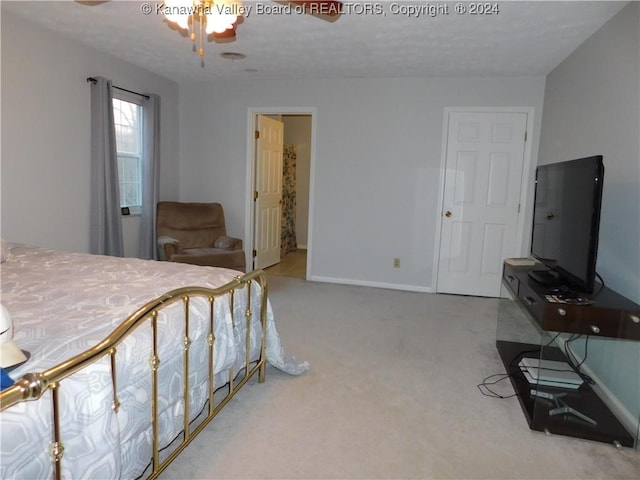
left=0, top=270, right=268, bottom=479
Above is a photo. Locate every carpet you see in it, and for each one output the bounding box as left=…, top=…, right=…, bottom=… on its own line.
left=160, top=276, right=639, bottom=479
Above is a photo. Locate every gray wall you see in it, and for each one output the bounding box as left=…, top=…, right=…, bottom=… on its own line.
left=1, top=9, right=547, bottom=291
left=178, top=77, right=546, bottom=291
left=1, top=11, right=180, bottom=256
left=538, top=2, right=639, bottom=430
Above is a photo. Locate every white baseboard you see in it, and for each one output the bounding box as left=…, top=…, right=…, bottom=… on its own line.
left=308, top=275, right=434, bottom=293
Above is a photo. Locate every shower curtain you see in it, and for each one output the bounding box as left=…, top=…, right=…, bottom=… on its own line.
left=281, top=144, right=297, bottom=256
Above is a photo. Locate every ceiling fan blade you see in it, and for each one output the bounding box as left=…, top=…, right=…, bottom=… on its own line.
left=287, top=1, right=343, bottom=21
left=213, top=26, right=237, bottom=42
left=211, top=14, right=244, bottom=42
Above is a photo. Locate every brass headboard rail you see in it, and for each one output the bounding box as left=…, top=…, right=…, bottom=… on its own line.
left=0, top=269, right=269, bottom=479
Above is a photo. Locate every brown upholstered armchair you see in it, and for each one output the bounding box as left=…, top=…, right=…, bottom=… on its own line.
left=156, top=202, right=246, bottom=272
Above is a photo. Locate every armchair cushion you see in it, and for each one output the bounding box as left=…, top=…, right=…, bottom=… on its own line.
left=214, top=235, right=243, bottom=250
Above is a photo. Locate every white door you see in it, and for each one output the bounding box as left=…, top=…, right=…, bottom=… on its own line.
left=254, top=115, right=284, bottom=270
left=437, top=111, right=528, bottom=297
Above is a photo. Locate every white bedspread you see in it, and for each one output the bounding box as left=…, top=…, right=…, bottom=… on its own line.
left=0, top=244, right=308, bottom=479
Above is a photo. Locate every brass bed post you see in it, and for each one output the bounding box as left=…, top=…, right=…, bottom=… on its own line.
left=109, top=348, right=120, bottom=413
left=228, top=288, right=235, bottom=393
left=244, top=279, right=252, bottom=381
left=150, top=311, right=161, bottom=475
left=49, top=383, right=64, bottom=480
left=207, top=296, right=215, bottom=415
left=259, top=274, right=268, bottom=383
left=182, top=296, right=191, bottom=440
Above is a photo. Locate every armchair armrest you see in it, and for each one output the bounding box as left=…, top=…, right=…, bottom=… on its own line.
left=157, top=235, right=183, bottom=261
left=214, top=235, right=243, bottom=250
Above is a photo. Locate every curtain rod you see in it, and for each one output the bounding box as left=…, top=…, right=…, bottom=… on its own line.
left=86, top=77, right=150, bottom=99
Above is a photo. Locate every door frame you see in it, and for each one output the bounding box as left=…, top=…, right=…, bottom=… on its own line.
left=245, top=107, right=317, bottom=278
left=433, top=107, right=536, bottom=294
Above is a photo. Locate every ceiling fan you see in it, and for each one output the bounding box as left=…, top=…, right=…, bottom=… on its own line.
left=76, top=0, right=343, bottom=66
left=76, top=1, right=343, bottom=43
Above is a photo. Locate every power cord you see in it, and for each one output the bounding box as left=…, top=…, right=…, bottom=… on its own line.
left=564, top=334, right=595, bottom=384
left=592, top=272, right=606, bottom=297
left=477, top=373, right=517, bottom=399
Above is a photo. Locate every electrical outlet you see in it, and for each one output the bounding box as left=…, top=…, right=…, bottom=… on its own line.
left=393, top=258, right=400, bottom=268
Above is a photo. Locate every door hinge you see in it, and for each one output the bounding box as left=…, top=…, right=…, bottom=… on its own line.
left=518, top=203, right=521, bottom=213
left=524, top=131, right=528, bottom=142
left=253, top=191, right=258, bottom=201
left=255, top=130, right=260, bottom=139
left=252, top=249, right=257, bottom=258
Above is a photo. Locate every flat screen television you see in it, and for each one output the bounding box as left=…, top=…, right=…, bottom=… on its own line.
left=529, top=155, right=604, bottom=293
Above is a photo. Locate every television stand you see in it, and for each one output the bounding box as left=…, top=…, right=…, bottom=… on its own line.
left=530, top=390, right=597, bottom=426
left=497, top=262, right=640, bottom=448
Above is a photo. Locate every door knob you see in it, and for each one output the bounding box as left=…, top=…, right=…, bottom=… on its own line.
left=445, top=210, right=452, bottom=218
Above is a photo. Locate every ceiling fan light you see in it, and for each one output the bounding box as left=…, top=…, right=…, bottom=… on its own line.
left=163, top=0, right=243, bottom=63
left=205, top=13, right=237, bottom=34
left=204, top=0, right=240, bottom=34
left=163, top=0, right=193, bottom=30
left=177, top=16, right=191, bottom=30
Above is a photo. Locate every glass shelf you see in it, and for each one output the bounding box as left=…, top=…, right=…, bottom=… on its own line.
left=496, top=263, right=639, bottom=449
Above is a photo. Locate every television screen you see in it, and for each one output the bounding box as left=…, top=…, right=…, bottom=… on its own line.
left=530, top=156, right=604, bottom=293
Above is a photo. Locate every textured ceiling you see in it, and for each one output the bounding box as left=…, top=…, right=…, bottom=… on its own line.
left=2, top=1, right=629, bottom=82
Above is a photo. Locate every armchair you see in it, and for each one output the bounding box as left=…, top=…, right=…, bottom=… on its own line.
left=156, top=201, right=246, bottom=272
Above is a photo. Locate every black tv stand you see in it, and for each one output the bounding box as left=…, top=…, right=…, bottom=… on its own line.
left=497, top=262, right=640, bottom=448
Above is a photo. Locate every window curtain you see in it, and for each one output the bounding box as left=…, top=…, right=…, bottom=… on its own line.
left=139, top=94, right=161, bottom=260
left=90, top=76, right=124, bottom=257
left=281, top=144, right=297, bottom=256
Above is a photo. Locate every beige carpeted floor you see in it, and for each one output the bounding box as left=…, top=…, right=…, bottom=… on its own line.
left=160, top=276, right=640, bottom=479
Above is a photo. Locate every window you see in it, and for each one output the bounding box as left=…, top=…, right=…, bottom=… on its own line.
left=113, top=97, right=143, bottom=213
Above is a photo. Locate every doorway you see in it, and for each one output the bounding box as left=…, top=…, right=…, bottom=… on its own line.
left=435, top=108, right=534, bottom=297
left=246, top=109, right=315, bottom=280
left=263, top=249, right=308, bottom=279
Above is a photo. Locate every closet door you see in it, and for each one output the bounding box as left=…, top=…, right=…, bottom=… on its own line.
left=437, top=110, right=528, bottom=297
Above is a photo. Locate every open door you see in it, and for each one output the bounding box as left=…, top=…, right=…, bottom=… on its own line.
left=253, top=115, right=284, bottom=270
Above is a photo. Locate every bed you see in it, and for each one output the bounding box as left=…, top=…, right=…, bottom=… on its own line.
left=0, top=242, right=308, bottom=479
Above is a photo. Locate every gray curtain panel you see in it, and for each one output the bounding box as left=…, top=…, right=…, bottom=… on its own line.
left=140, top=94, right=160, bottom=260
left=90, top=76, right=124, bottom=257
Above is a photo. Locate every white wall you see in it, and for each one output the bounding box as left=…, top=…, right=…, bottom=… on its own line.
left=178, top=76, right=546, bottom=290
left=283, top=115, right=311, bottom=249
left=0, top=11, right=180, bottom=256
left=538, top=2, right=639, bottom=430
